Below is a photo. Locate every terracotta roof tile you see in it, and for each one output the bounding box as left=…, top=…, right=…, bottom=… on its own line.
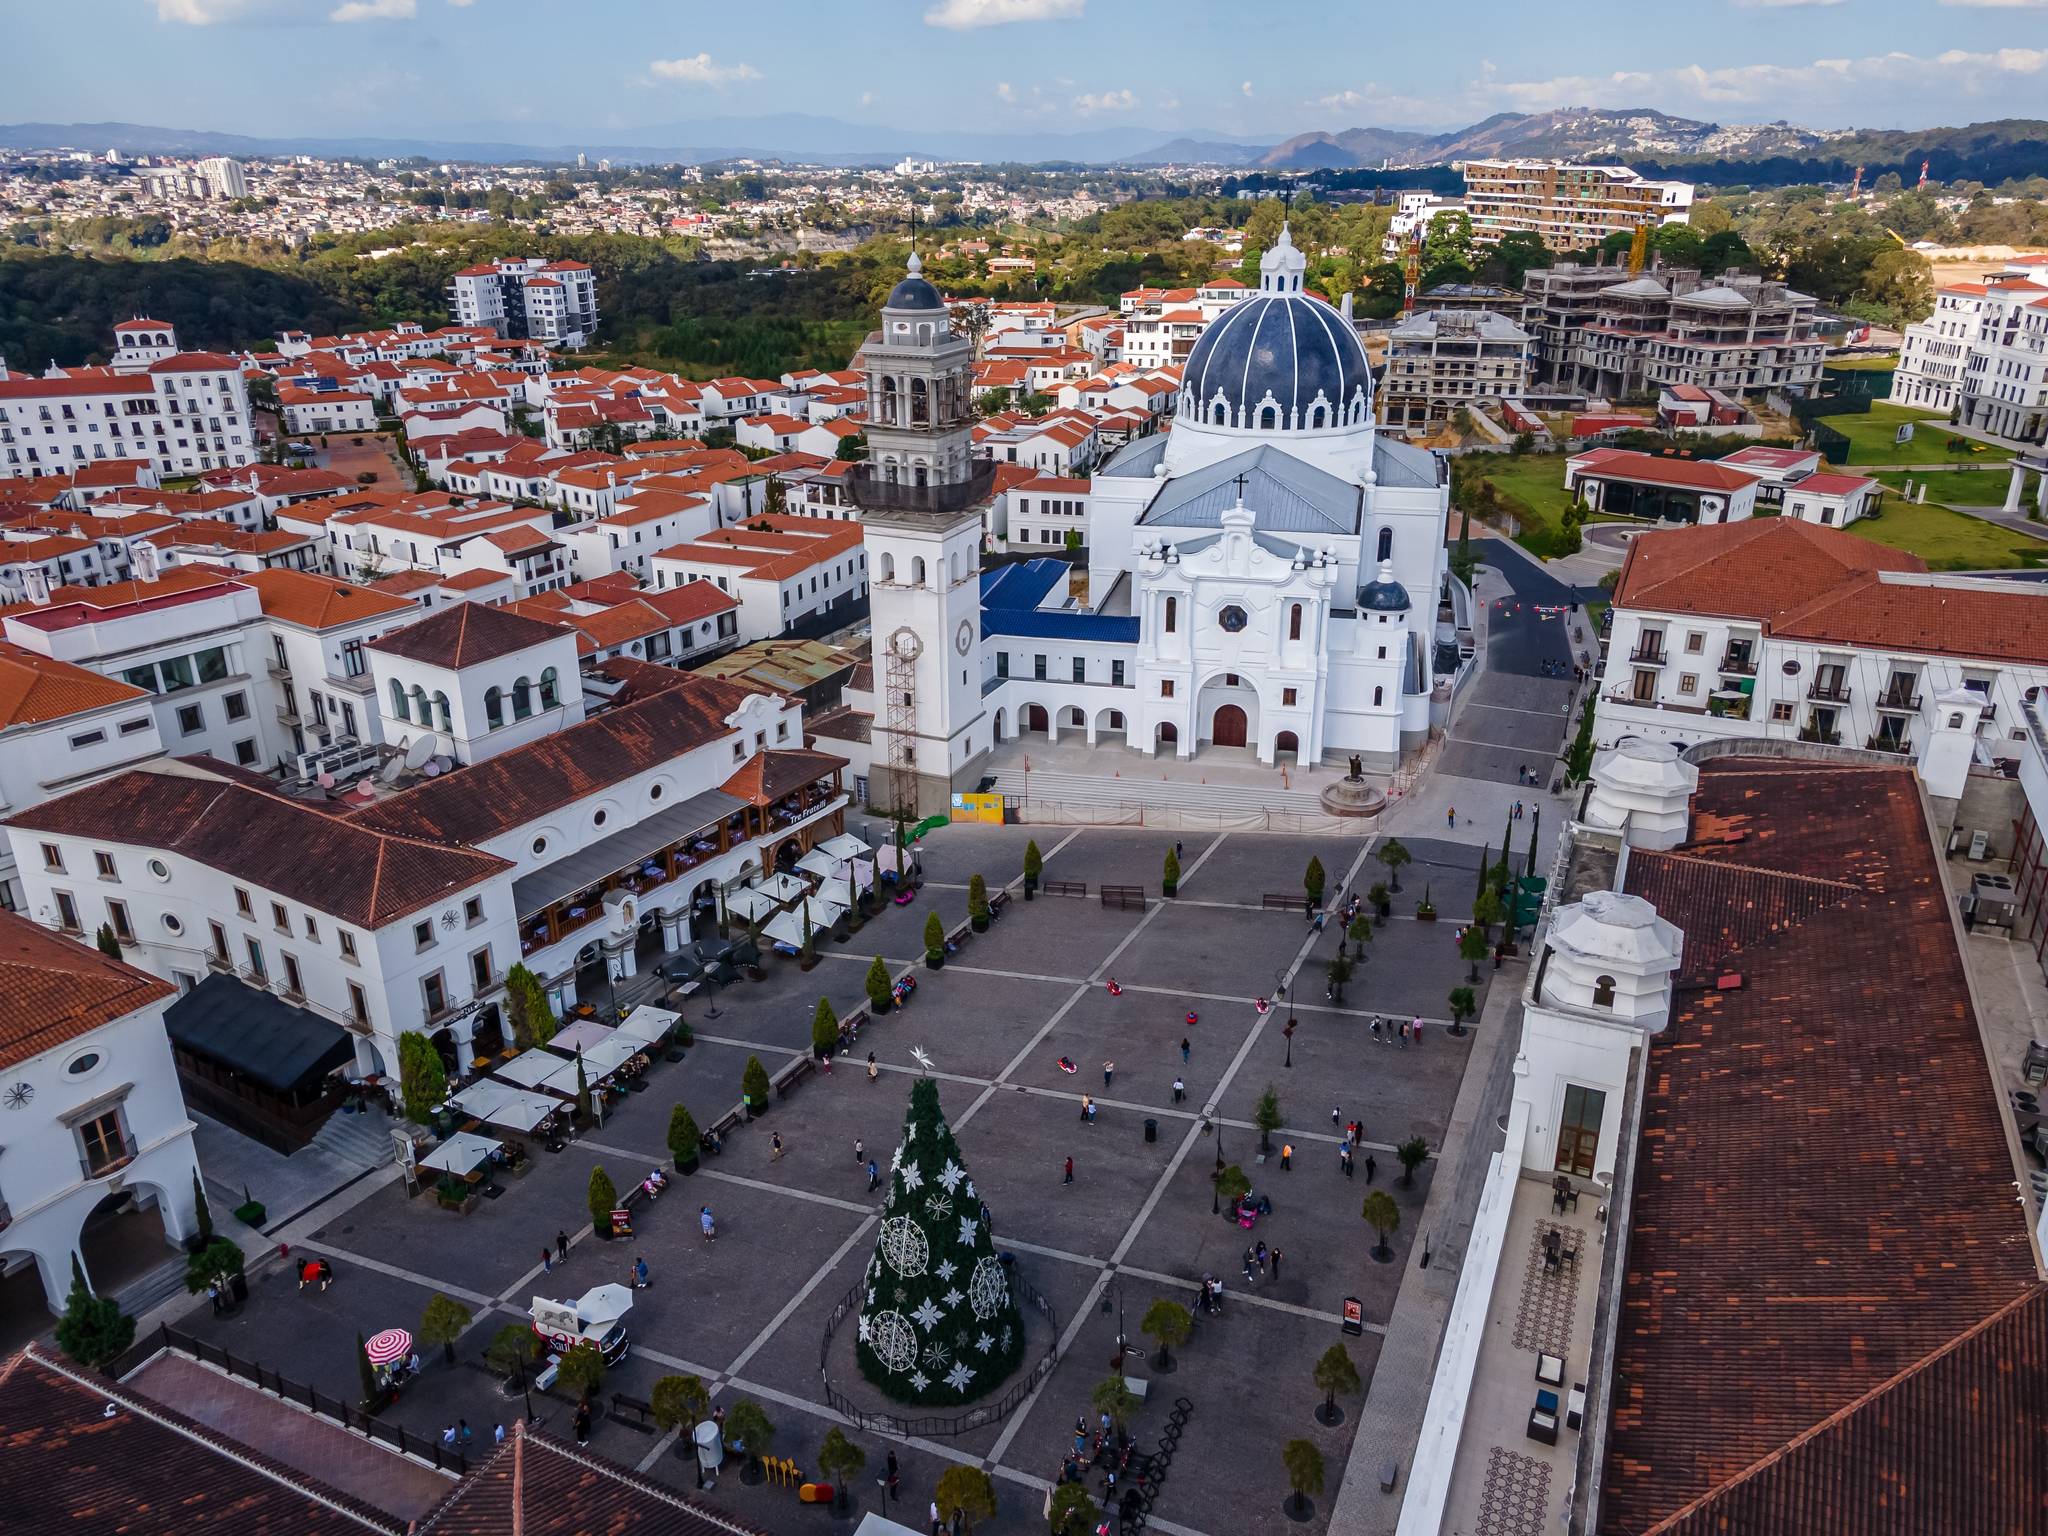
left=368, top=601, right=569, bottom=668
left=720, top=746, right=848, bottom=806
left=241, top=569, right=417, bottom=629
left=0, top=911, right=174, bottom=1071
left=0, top=640, right=149, bottom=727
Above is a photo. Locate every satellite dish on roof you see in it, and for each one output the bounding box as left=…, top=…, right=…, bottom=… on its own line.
left=422, top=762, right=443, bottom=777
left=316, top=771, right=335, bottom=788
left=356, top=778, right=377, bottom=797
left=380, top=756, right=407, bottom=784
left=404, top=734, right=435, bottom=770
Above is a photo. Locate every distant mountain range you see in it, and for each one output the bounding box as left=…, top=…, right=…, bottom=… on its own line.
left=2, top=110, right=2040, bottom=175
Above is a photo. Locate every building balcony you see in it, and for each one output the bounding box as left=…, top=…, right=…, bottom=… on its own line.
left=846, top=460, right=998, bottom=516
left=80, top=1132, right=140, bottom=1183
left=1865, top=732, right=1913, bottom=756
left=1602, top=690, right=1709, bottom=717
left=1875, top=686, right=1923, bottom=714
left=1627, top=643, right=1667, bottom=666
left=1717, top=650, right=1757, bottom=677
left=1806, top=680, right=1852, bottom=704
left=1797, top=724, right=1842, bottom=746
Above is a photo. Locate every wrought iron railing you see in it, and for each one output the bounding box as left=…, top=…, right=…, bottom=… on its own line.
left=845, top=460, right=998, bottom=516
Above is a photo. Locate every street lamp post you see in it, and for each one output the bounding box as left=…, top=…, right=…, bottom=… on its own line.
left=1204, top=1102, right=1225, bottom=1212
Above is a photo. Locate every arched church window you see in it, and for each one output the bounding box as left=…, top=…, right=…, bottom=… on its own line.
left=539, top=667, right=559, bottom=709
left=511, top=677, right=533, bottom=721
left=412, top=686, right=430, bottom=725
left=879, top=552, right=896, bottom=582
left=390, top=679, right=410, bottom=721
left=1593, top=975, right=1617, bottom=1008
left=1213, top=402, right=1228, bottom=425
left=1377, top=527, right=1393, bottom=562
left=1373, top=686, right=1383, bottom=707
left=1258, top=405, right=1278, bottom=431
left=432, top=692, right=451, bottom=731
left=1307, top=402, right=1326, bottom=429
left=1289, top=604, right=1303, bottom=641
left=910, top=378, right=928, bottom=426
left=485, top=686, right=504, bottom=729
left=912, top=556, right=928, bottom=586
left=1164, top=595, right=1177, bottom=634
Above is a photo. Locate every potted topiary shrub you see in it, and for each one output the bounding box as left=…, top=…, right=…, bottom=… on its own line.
left=1414, top=882, right=1437, bottom=922
left=741, top=1055, right=771, bottom=1117
left=968, top=874, right=990, bottom=932
left=1368, top=881, right=1391, bottom=920
left=812, top=997, right=840, bottom=1062
left=866, top=954, right=892, bottom=1016
left=668, top=1103, right=701, bottom=1175
left=924, top=911, right=946, bottom=970
left=1022, top=838, right=1042, bottom=900
left=587, top=1165, right=617, bottom=1237
left=1162, top=846, right=1180, bottom=898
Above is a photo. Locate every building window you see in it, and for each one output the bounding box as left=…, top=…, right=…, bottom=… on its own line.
left=1592, top=974, right=1617, bottom=1008
left=224, top=691, right=249, bottom=721
left=106, top=899, right=133, bottom=943
left=413, top=920, right=434, bottom=952
left=304, top=914, right=319, bottom=939
left=1376, top=527, right=1393, bottom=562
left=281, top=952, right=304, bottom=997
left=348, top=981, right=369, bottom=1024
left=1112, top=660, right=1125, bottom=687
left=245, top=938, right=265, bottom=980
left=1161, top=680, right=1175, bottom=698
left=1684, top=632, right=1704, bottom=654
left=1771, top=701, right=1794, bottom=722
left=1034, top=654, right=1048, bottom=681
left=1554, top=1084, right=1606, bottom=1179
left=996, top=652, right=1009, bottom=678
left=234, top=887, right=253, bottom=917
left=77, top=1108, right=134, bottom=1179
left=177, top=702, right=204, bottom=736
left=42, top=843, right=64, bottom=873
left=93, top=851, right=117, bottom=880
left=1289, top=604, right=1303, bottom=641
left=1282, top=688, right=1298, bottom=706
left=234, top=738, right=258, bottom=766
left=1678, top=674, right=1698, bottom=695
left=539, top=667, right=559, bottom=709
left=69, top=729, right=106, bottom=749
left=471, top=948, right=493, bottom=991
left=339, top=929, right=358, bottom=962
left=485, top=687, right=505, bottom=729
left=1073, top=658, right=1086, bottom=683
left=209, top=921, right=229, bottom=961
left=271, top=902, right=290, bottom=932
left=1217, top=605, right=1248, bottom=634
left=464, top=896, right=484, bottom=927
left=422, top=970, right=448, bottom=1018
left=1163, top=596, right=1177, bottom=634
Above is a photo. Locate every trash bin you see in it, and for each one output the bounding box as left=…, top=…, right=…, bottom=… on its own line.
left=1144, top=1118, right=1157, bottom=1143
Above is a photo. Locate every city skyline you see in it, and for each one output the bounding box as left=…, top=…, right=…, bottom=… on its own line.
left=5, top=0, right=2047, bottom=148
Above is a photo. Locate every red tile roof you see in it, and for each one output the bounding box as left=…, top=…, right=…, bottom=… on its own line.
left=240, top=568, right=417, bottom=629
left=0, top=1345, right=404, bottom=1534
left=368, top=600, right=569, bottom=668
left=0, top=640, right=150, bottom=728
left=1571, top=449, right=1759, bottom=492
left=719, top=746, right=848, bottom=806
left=1614, top=519, right=2048, bottom=666
left=7, top=767, right=509, bottom=929
left=1603, top=758, right=2040, bottom=1534
left=0, top=911, right=174, bottom=1071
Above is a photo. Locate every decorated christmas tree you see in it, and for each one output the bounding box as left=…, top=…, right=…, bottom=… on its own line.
left=856, top=1065, right=1026, bottom=1406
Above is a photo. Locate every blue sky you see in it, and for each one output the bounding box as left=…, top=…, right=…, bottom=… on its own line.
left=7, top=0, right=2047, bottom=141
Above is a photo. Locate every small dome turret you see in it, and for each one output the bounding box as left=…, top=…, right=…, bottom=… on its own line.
left=1358, top=559, right=1410, bottom=613
left=885, top=251, right=944, bottom=312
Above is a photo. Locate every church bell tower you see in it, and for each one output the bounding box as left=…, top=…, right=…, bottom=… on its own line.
left=852, top=253, right=996, bottom=816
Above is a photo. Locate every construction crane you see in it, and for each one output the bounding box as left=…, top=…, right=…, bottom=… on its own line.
left=1851, top=165, right=1865, bottom=197
left=1627, top=221, right=1651, bottom=276
left=1401, top=228, right=1422, bottom=318
left=1917, top=158, right=1930, bottom=190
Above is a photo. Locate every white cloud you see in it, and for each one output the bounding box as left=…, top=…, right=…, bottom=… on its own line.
left=1073, top=88, right=1139, bottom=115
left=647, top=52, right=762, bottom=86
left=1241, top=80, right=1254, bottom=97
left=155, top=0, right=266, bottom=19
left=447, top=0, right=476, bottom=7
left=996, top=81, right=1017, bottom=103
left=860, top=90, right=876, bottom=106
left=1157, top=93, right=1181, bottom=112
left=330, top=0, right=414, bottom=18
left=924, top=0, right=1083, bottom=27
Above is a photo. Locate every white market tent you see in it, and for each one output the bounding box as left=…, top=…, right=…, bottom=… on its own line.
left=761, top=910, right=808, bottom=950
left=450, top=1080, right=559, bottom=1133
left=418, top=1130, right=501, bottom=1176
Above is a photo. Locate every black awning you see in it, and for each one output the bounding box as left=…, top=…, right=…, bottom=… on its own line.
left=164, top=973, right=354, bottom=1095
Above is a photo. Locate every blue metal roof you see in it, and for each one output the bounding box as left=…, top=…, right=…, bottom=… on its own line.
left=981, top=559, right=1069, bottom=611
left=1138, top=444, right=1360, bottom=535
left=1183, top=294, right=1371, bottom=426
left=984, top=610, right=1140, bottom=644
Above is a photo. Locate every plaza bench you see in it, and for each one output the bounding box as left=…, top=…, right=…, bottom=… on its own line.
left=1261, top=892, right=1306, bottom=912
left=1042, top=879, right=1087, bottom=898
left=1101, top=884, right=1147, bottom=911
left=772, top=1054, right=815, bottom=1098
left=703, top=1106, right=743, bottom=1147
left=989, top=888, right=1012, bottom=918
left=608, top=1392, right=657, bottom=1432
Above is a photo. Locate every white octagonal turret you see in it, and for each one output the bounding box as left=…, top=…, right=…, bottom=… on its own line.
left=1585, top=738, right=1698, bottom=851
left=1540, top=889, right=1684, bottom=1031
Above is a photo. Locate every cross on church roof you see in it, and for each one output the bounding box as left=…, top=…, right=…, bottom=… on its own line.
left=1232, top=471, right=1250, bottom=502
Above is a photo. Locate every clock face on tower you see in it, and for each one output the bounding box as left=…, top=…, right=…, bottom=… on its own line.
left=890, top=626, right=924, bottom=661
left=955, top=619, right=974, bottom=656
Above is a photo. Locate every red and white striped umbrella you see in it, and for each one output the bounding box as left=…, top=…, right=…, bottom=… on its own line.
left=364, top=1328, right=412, bottom=1365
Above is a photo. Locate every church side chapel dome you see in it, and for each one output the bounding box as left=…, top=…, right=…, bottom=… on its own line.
left=885, top=251, right=945, bottom=312
left=1180, top=224, right=1373, bottom=433
left=1358, top=558, right=1411, bottom=612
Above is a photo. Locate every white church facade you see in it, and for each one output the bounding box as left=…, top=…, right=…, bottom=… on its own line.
left=850, top=229, right=1454, bottom=813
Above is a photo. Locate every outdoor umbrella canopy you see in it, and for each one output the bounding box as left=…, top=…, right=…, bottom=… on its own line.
left=562, top=1037, right=638, bottom=1080
left=818, top=832, right=870, bottom=862
left=760, top=910, right=808, bottom=950
left=614, top=1005, right=677, bottom=1045
left=578, top=1283, right=634, bottom=1327
left=795, top=848, right=841, bottom=881
left=418, top=1131, right=500, bottom=1175
left=364, top=1329, right=412, bottom=1364
left=449, top=1081, right=557, bottom=1134
left=758, top=872, right=808, bottom=902
left=550, top=1018, right=615, bottom=1054
left=724, top=888, right=780, bottom=922
left=496, top=1048, right=583, bottom=1093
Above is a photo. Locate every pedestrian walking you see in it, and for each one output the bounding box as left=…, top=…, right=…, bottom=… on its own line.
left=854, top=1136, right=863, bottom=1165
left=699, top=1205, right=716, bottom=1241
left=541, top=1246, right=553, bottom=1273
left=1180, top=1037, right=1191, bottom=1064
left=770, top=1132, right=784, bottom=1162
left=556, top=1230, right=568, bottom=1263
left=1366, top=1153, right=1378, bottom=1184
left=1172, top=1075, right=1185, bottom=1103
left=1281, top=1141, right=1293, bottom=1171
left=442, top=1424, right=456, bottom=1448
left=1271, top=1249, right=1283, bottom=1284
left=1175, top=840, right=1184, bottom=861
left=494, top=1422, right=506, bottom=1446
left=1103, top=1060, right=1115, bottom=1088
left=1369, top=1017, right=1381, bottom=1044
left=868, top=1158, right=881, bottom=1191
left=1332, top=1104, right=1341, bottom=1130
left=1397, top=1019, right=1408, bottom=1050
left=951, top=1506, right=964, bottom=1536
left=1448, top=806, right=1457, bottom=828
left=459, top=1419, right=473, bottom=1447
left=1315, top=908, right=1327, bottom=932
left=573, top=1400, right=591, bottom=1445
left=1242, top=1245, right=1257, bottom=1281
left=633, top=1255, right=650, bottom=1289
left=887, top=1450, right=900, bottom=1500
left=1256, top=1241, right=1269, bottom=1274
left=929, top=1501, right=942, bottom=1536
left=1411, top=1016, right=1424, bottom=1047
left=1340, top=1143, right=1353, bottom=1178
left=1064, top=1156, right=1074, bottom=1185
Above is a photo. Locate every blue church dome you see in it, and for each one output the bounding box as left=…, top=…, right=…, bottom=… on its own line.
left=885, top=252, right=945, bottom=312
left=1181, top=225, right=1372, bottom=434
left=1358, top=559, right=1411, bottom=612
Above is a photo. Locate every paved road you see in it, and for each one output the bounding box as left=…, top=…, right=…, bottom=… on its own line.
left=1439, top=542, right=1589, bottom=787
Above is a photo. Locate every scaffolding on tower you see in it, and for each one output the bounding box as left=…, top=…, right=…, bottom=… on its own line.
left=884, top=644, right=919, bottom=820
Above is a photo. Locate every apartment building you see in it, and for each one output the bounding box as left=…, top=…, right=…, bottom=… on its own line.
left=1889, top=257, right=2048, bottom=445
left=1382, top=308, right=1533, bottom=434
left=1461, top=160, right=1693, bottom=252
left=1521, top=264, right=1824, bottom=399
left=445, top=257, right=600, bottom=346
left=1592, top=518, right=2047, bottom=763
left=650, top=515, right=867, bottom=642
left=0, top=333, right=257, bottom=481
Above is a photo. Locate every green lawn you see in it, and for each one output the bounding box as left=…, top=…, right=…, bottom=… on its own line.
left=1831, top=403, right=2006, bottom=467
left=1822, top=353, right=1901, bottom=372
left=1463, top=453, right=1581, bottom=556
left=1872, top=467, right=2023, bottom=507
left=1845, top=499, right=2048, bottom=571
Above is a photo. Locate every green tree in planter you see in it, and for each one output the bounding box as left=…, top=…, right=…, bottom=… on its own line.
left=1313, top=1342, right=1361, bottom=1424
left=574, top=1057, right=592, bottom=1123
left=1253, top=1084, right=1282, bottom=1153
left=668, top=1103, right=701, bottom=1169
left=1140, top=1297, right=1191, bottom=1369
left=1214, top=1162, right=1250, bottom=1213
left=1304, top=855, right=1326, bottom=908
left=1346, top=912, right=1372, bottom=963
left=924, top=910, right=946, bottom=963
left=1396, top=1135, right=1431, bottom=1186
left=1162, top=845, right=1180, bottom=895
left=1377, top=838, right=1412, bottom=892
left=506, top=962, right=555, bottom=1048
left=1565, top=696, right=1597, bottom=784
left=817, top=1426, right=865, bottom=1510
left=55, top=1254, right=134, bottom=1369
left=1092, top=1375, right=1139, bottom=1437
left=1362, top=1189, right=1401, bottom=1260
left=95, top=923, right=120, bottom=960
left=866, top=954, right=893, bottom=1013
left=1447, top=984, right=1476, bottom=1035
left=395, top=1030, right=446, bottom=1124
left=1326, top=951, right=1353, bottom=1003
left=723, top=1398, right=775, bottom=1476
left=1459, top=922, right=1490, bottom=983
left=651, top=1373, right=711, bottom=1435
left=800, top=903, right=815, bottom=966
left=1368, top=881, right=1390, bottom=915
left=1282, top=1438, right=1325, bottom=1518
left=419, top=1293, right=473, bottom=1366
left=1049, top=1481, right=1098, bottom=1534
left=587, top=1166, right=617, bottom=1232
left=485, top=1323, right=536, bottom=1383
left=1471, top=886, right=1503, bottom=944
left=968, top=874, right=990, bottom=930
left=812, top=997, right=840, bottom=1060
left=556, top=1340, right=607, bottom=1400
left=185, top=1237, right=244, bottom=1299
left=934, top=1465, right=997, bottom=1533
left=1023, top=838, right=1042, bottom=892
left=741, top=1055, right=770, bottom=1111
left=192, top=1168, right=213, bottom=1243
left=855, top=1075, right=1027, bottom=1406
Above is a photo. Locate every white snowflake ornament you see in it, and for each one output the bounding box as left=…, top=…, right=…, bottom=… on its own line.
left=912, top=1298, right=944, bottom=1330
left=975, top=1331, right=995, bottom=1354
left=944, top=1362, right=976, bottom=1392
left=937, top=1159, right=965, bottom=1193
left=909, top=1370, right=930, bottom=1392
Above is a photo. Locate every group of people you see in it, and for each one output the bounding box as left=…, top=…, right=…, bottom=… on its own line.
left=1368, top=1015, right=1425, bottom=1048
left=1240, top=1241, right=1284, bottom=1284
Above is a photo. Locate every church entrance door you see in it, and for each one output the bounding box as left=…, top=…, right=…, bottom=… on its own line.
left=1212, top=705, right=1248, bottom=748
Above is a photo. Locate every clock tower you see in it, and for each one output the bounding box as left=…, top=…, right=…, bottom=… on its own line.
left=851, top=253, right=995, bottom=816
